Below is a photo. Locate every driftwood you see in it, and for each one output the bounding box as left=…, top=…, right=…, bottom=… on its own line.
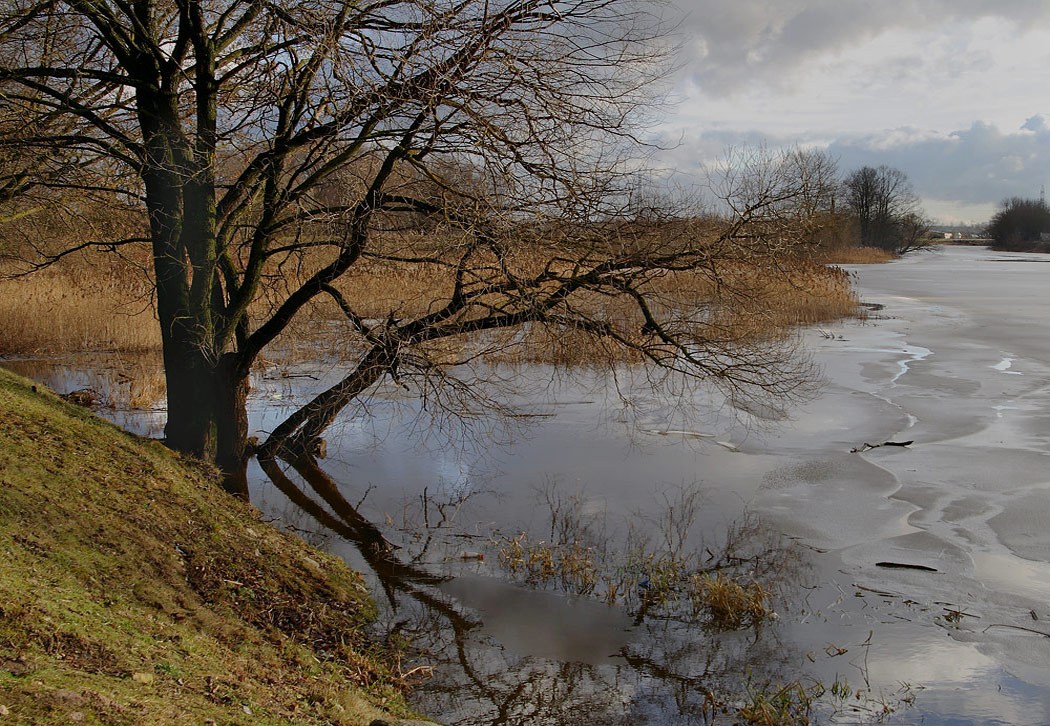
left=851, top=440, right=914, bottom=453
left=983, top=623, right=1050, bottom=638
left=875, top=561, right=937, bottom=572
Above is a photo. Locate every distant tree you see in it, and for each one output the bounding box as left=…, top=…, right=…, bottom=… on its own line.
left=987, top=198, right=1050, bottom=251
left=842, top=166, right=927, bottom=253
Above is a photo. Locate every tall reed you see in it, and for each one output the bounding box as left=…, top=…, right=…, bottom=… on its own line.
left=0, top=264, right=160, bottom=355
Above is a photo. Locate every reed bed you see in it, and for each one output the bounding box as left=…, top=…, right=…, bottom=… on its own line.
left=1, top=242, right=862, bottom=369
left=481, top=257, right=859, bottom=367
left=655, top=258, right=858, bottom=323
left=0, top=264, right=160, bottom=356
left=817, top=246, right=896, bottom=264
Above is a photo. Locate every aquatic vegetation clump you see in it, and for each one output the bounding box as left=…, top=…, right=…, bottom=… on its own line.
left=689, top=572, right=771, bottom=628
left=496, top=533, right=599, bottom=595
left=737, top=678, right=823, bottom=725
left=492, top=486, right=787, bottom=631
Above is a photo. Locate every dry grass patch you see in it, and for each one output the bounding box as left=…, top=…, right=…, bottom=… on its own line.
left=688, top=572, right=771, bottom=628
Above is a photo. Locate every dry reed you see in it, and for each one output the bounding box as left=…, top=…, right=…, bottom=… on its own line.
left=1, top=242, right=861, bottom=365
left=816, top=246, right=896, bottom=264
left=0, top=264, right=160, bottom=356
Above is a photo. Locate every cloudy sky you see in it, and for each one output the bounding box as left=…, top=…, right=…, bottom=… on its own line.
left=656, top=1, right=1050, bottom=223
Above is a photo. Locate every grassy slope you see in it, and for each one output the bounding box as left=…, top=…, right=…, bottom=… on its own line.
left=0, top=367, right=412, bottom=724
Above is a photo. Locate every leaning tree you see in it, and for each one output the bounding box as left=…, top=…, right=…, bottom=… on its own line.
left=0, top=0, right=830, bottom=493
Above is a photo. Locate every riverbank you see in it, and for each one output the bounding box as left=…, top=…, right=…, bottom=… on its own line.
left=0, top=367, right=418, bottom=724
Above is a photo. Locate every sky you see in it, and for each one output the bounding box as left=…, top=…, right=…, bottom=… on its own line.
left=655, top=0, right=1050, bottom=224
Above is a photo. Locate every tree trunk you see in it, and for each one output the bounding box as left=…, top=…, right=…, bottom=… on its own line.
left=259, top=344, right=392, bottom=460
left=213, top=354, right=251, bottom=498
left=138, top=84, right=249, bottom=494
left=164, top=350, right=251, bottom=497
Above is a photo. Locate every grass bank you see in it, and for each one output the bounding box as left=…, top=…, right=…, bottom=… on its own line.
left=0, top=366, right=418, bottom=724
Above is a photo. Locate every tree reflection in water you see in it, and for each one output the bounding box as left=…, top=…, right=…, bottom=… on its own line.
left=256, top=454, right=886, bottom=725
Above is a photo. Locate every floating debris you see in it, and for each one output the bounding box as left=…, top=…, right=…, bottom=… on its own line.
left=851, top=440, right=914, bottom=453
left=60, top=388, right=99, bottom=407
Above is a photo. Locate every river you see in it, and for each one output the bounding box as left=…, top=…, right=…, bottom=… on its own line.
left=246, top=244, right=1050, bottom=724
left=10, top=244, right=1050, bottom=724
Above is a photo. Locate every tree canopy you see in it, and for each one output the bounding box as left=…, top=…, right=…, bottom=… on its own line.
left=841, top=165, right=928, bottom=254
left=0, top=1, right=832, bottom=491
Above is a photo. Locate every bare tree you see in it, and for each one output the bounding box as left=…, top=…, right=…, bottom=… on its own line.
left=0, top=1, right=826, bottom=493
left=894, top=210, right=932, bottom=254
left=842, top=165, right=927, bottom=253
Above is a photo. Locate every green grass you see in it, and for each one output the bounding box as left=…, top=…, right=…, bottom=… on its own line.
left=0, top=366, right=416, bottom=724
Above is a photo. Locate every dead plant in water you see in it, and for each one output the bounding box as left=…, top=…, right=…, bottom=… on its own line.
left=109, top=355, right=167, bottom=409
left=689, top=572, right=772, bottom=629
left=491, top=483, right=791, bottom=630
left=737, top=678, right=823, bottom=726
left=496, top=533, right=598, bottom=595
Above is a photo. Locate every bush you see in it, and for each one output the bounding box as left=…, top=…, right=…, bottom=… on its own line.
left=987, top=197, right=1050, bottom=251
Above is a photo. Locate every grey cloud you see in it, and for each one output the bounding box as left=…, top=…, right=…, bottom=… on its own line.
left=675, top=0, right=1050, bottom=95
left=648, top=127, right=804, bottom=178
left=1021, top=115, right=1047, bottom=132
left=828, top=119, right=1050, bottom=206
